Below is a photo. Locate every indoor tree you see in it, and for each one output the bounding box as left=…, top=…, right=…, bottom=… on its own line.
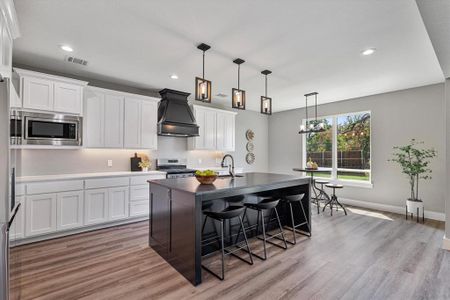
left=389, top=139, right=436, bottom=201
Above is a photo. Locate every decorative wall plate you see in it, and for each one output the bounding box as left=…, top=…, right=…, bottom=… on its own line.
left=246, top=153, right=255, bottom=165
left=246, top=142, right=254, bottom=152
left=246, top=129, right=255, bottom=141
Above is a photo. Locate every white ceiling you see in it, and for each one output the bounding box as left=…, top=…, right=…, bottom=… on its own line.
left=13, top=0, right=444, bottom=112
left=416, top=0, right=450, bottom=78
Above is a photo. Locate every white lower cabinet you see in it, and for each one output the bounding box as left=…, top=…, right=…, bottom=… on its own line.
left=84, top=189, right=109, bottom=225
left=108, top=187, right=129, bottom=221
left=57, top=191, right=84, bottom=230
left=130, top=200, right=149, bottom=217
left=9, top=196, right=25, bottom=240
left=25, top=193, right=57, bottom=237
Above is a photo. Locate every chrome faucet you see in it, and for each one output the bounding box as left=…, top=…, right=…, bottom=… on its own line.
left=221, top=154, right=235, bottom=177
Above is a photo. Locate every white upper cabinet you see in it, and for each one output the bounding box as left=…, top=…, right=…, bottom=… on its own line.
left=104, top=94, right=124, bottom=148
left=14, top=68, right=88, bottom=114
left=124, top=97, right=158, bottom=149
left=84, top=87, right=158, bottom=150
left=0, top=0, right=19, bottom=79
left=124, top=98, right=141, bottom=148
left=54, top=82, right=83, bottom=114
left=189, top=105, right=236, bottom=151
left=84, top=90, right=105, bottom=148
left=22, top=76, right=54, bottom=111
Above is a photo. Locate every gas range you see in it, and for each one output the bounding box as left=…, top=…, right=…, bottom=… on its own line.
left=156, top=158, right=196, bottom=179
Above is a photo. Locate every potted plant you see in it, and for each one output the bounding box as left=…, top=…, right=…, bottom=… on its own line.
left=389, top=139, right=436, bottom=213
left=138, top=160, right=151, bottom=172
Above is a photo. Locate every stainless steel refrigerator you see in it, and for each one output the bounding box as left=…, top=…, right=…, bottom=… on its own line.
left=0, top=78, right=22, bottom=300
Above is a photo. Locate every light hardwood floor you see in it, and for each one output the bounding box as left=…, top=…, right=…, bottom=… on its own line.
left=10, top=206, right=450, bottom=300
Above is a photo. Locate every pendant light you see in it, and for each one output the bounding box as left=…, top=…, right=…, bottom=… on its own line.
left=195, top=43, right=212, bottom=102
left=232, top=58, right=246, bottom=110
left=260, top=70, right=272, bottom=115
left=299, top=92, right=325, bottom=134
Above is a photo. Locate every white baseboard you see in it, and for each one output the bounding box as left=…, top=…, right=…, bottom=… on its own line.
left=443, top=236, right=450, bottom=251
left=339, top=198, right=445, bottom=221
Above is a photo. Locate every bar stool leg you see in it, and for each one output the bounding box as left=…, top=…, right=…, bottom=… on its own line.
left=274, top=208, right=288, bottom=249
left=219, top=220, right=225, bottom=280
left=238, top=216, right=254, bottom=265
left=289, top=202, right=297, bottom=245
left=299, top=200, right=311, bottom=236
left=260, top=210, right=268, bottom=260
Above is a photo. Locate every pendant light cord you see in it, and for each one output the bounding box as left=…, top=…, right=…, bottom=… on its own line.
left=315, top=93, right=318, bottom=124
left=237, top=64, right=240, bottom=90
left=305, top=95, right=308, bottom=127
left=202, top=51, right=205, bottom=79
left=265, top=75, right=268, bottom=97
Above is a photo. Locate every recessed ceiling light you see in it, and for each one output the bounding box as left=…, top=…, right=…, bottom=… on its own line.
left=60, top=45, right=74, bottom=52
left=361, top=48, right=376, bottom=56
left=170, top=74, right=179, bottom=79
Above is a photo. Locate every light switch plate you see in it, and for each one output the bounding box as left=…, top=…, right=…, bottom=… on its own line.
left=107, top=160, right=113, bottom=167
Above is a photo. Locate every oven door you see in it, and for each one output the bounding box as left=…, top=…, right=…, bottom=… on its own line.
left=24, top=113, right=82, bottom=146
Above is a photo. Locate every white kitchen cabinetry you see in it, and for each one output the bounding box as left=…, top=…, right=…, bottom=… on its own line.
left=84, top=88, right=125, bottom=148
left=84, top=87, right=158, bottom=150
left=124, top=97, right=158, bottom=149
left=9, top=196, right=25, bottom=240
left=22, top=76, right=54, bottom=111
left=25, top=193, right=57, bottom=237
left=54, top=82, right=83, bottom=114
left=84, top=90, right=105, bottom=147
left=15, top=172, right=166, bottom=243
left=84, top=188, right=109, bottom=225
left=0, top=0, right=18, bottom=79
left=189, top=105, right=236, bottom=151
left=14, top=68, right=88, bottom=114
left=108, top=187, right=129, bottom=221
left=57, top=191, right=84, bottom=230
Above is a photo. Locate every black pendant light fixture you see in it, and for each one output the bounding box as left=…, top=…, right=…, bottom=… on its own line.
left=260, top=69, right=272, bottom=115
left=299, top=92, right=325, bottom=134
left=195, top=43, right=212, bottom=102
left=232, top=58, right=246, bottom=110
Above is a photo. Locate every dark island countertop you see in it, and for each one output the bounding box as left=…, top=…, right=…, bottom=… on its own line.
left=148, top=172, right=310, bottom=200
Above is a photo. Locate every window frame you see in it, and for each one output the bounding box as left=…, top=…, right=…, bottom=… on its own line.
left=302, top=110, right=373, bottom=188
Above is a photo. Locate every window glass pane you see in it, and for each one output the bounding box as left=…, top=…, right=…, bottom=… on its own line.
left=337, top=112, right=371, bottom=181
left=305, top=117, right=333, bottom=177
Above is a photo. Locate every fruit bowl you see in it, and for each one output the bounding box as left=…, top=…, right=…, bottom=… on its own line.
left=195, top=170, right=218, bottom=185
left=195, top=174, right=218, bottom=185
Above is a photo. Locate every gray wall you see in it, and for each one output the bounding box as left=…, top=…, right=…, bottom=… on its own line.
left=17, top=105, right=269, bottom=176
left=269, top=83, right=446, bottom=213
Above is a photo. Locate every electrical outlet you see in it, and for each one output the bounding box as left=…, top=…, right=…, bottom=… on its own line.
left=107, top=160, right=113, bottom=167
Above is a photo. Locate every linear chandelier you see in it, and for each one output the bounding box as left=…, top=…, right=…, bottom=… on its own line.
left=299, top=92, right=325, bottom=134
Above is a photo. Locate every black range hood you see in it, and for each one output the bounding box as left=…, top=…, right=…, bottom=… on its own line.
left=157, top=89, right=199, bottom=137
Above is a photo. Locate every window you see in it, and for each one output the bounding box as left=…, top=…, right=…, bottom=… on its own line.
left=303, top=111, right=371, bottom=183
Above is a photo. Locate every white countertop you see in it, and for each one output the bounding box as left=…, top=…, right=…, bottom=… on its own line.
left=17, top=170, right=167, bottom=183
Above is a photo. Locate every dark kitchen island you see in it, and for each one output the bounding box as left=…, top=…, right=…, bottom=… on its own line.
left=148, top=172, right=311, bottom=286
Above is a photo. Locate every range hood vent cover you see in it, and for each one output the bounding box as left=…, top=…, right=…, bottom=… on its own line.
left=157, top=89, right=199, bottom=137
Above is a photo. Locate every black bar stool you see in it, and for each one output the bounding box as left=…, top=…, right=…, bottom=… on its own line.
left=237, top=196, right=287, bottom=260
left=201, top=206, right=253, bottom=280
left=282, top=193, right=311, bottom=244
left=323, top=184, right=347, bottom=216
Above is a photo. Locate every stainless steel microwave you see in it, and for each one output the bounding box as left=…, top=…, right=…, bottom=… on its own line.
left=10, top=111, right=82, bottom=146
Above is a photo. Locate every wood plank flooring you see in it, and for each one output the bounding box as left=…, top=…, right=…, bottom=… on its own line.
left=9, top=206, right=450, bottom=300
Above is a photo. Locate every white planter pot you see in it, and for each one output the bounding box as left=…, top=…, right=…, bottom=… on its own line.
left=142, top=167, right=149, bottom=172
left=406, top=199, right=423, bottom=214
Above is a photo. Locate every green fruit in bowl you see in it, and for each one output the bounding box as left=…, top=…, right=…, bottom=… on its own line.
left=195, top=169, right=217, bottom=176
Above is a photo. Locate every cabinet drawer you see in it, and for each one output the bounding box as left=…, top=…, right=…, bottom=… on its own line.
left=130, top=185, right=149, bottom=201
left=27, top=180, right=84, bottom=195
left=130, top=174, right=165, bottom=186
left=85, top=177, right=129, bottom=189
left=130, top=200, right=149, bottom=217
